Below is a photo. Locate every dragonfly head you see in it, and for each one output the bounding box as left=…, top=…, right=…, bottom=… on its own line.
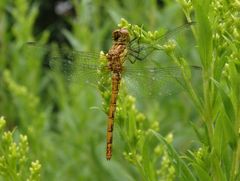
left=112, top=28, right=130, bottom=43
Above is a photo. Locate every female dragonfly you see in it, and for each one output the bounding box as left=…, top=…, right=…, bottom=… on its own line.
left=26, top=21, right=199, bottom=160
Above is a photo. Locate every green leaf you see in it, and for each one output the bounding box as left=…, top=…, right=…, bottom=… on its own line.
left=192, top=0, right=213, bottom=68
left=213, top=113, right=226, bottom=158
left=190, top=121, right=207, bottom=145
left=191, top=163, right=211, bottom=181
left=142, top=134, right=157, bottom=181
left=212, top=79, right=237, bottom=148
left=62, top=29, right=82, bottom=50
left=211, top=152, right=227, bottom=181
left=212, top=79, right=235, bottom=123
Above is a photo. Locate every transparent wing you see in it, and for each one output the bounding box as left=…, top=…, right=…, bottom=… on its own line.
left=154, top=22, right=195, bottom=43
left=49, top=52, right=104, bottom=84
left=24, top=42, right=111, bottom=86
left=122, top=64, right=201, bottom=99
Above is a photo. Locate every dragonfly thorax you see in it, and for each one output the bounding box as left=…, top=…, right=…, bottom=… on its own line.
left=107, top=31, right=128, bottom=73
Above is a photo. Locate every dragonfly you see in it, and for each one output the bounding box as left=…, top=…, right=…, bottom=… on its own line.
left=26, top=22, right=199, bottom=160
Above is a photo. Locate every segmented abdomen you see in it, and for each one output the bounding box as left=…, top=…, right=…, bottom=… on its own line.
left=106, top=73, right=121, bottom=160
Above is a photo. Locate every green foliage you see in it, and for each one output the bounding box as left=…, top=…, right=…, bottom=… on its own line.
left=0, top=116, right=41, bottom=181
left=0, top=0, right=239, bottom=180
left=180, top=0, right=240, bottom=180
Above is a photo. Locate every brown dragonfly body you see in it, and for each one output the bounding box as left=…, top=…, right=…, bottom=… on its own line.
left=106, top=29, right=130, bottom=160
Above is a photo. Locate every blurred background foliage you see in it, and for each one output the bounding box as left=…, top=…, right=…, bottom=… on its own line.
left=1, top=0, right=234, bottom=180
left=1, top=0, right=198, bottom=180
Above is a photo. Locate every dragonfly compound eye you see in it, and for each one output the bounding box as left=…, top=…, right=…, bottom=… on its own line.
left=112, top=30, right=121, bottom=41
left=112, top=28, right=130, bottom=43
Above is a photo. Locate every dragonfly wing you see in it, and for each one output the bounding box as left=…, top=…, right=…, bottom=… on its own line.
left=49, top=52, right=100, bottom=85
left=154, top=22, right=195, bottom=43
left=24, top=43, right=111, bottom=86
left=122, top=65, right=200, bottom=99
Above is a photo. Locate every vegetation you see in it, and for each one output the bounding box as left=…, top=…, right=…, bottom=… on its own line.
left=0, top=116, right=41, bottom=181
left=0, top=0, right=239, bottom=180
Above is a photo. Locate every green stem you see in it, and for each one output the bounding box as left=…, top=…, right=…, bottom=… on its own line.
left=230, top=149, right=237, bottom=181
left=230, top=106, right=240, bottom=181
left=202, top=68, right=214, bottom=147
left=202, top=66, right=222, bottom=181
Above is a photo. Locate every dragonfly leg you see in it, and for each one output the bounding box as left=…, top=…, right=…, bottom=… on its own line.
left=129, top=36, right=138, bottom=44
left=128, top=55, right=137, bottom=64
left=128, top=45, right=158, bottom=62
left=127, top=52, right=143, bottom=63
left=136, top=48, right=156, bottom=60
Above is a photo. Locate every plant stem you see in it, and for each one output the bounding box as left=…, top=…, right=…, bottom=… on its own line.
left=230, top=106, right=240, bottom=181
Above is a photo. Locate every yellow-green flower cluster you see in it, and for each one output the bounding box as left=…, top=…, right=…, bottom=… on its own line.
left=0, top=116, right=41, bottom=180
left=97, top=51, right=111, bottom=113
left=118, top=18, right=178, bottom=47
left=157, top=154, right=176, bottom=181
left=27, top=160, right=41, bottom=181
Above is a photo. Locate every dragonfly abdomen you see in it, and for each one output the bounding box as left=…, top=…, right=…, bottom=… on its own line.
left=106, top=73, right=121, bottom=160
